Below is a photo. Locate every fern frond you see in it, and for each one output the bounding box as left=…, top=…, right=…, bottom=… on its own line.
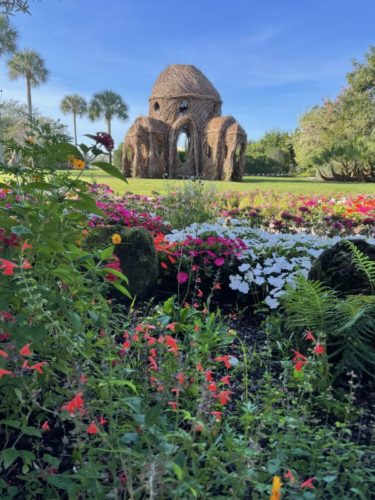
left=344, top=240, right=375, bottom=292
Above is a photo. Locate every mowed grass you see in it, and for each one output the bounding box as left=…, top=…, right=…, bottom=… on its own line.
left=1, top=169, right=375, bottom=196
left=74, top=170, right=375, bottom=196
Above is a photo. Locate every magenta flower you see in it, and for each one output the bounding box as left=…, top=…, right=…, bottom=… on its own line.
left=177, top=272, right=189, bottom=284
left=214, top=257, right=225, bottom=267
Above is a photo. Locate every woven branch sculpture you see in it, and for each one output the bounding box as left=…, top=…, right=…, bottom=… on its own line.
left=123, top=64, right=247, bottom=181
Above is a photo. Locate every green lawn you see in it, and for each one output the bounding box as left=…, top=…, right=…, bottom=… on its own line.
left=76, top=170, right=375, bottom=196
left=2, top=169, right=375, bottom=196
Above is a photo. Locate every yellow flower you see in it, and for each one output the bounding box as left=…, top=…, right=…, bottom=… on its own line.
left=270, top=476, right=282, bottom=500
left=68, top=155, right=85, bottom=170
left=112, top=233, right=122, bottom=245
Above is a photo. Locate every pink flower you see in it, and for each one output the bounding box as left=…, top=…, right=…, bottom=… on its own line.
left=214, top=257, right=225, bottom=267
left=177, top=272, right=189, bottom=284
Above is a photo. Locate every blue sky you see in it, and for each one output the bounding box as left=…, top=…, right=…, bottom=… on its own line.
left=1, top=0, right=374, bottom=147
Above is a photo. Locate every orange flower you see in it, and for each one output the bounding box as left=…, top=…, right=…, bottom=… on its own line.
left=270, top=475, right=282, bottom=500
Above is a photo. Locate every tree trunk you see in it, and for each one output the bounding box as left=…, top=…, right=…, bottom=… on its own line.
left=26, top=76, right=32, bottom=120
left=73, top=112, right=77, bottom=146
left=106, top=117, right=112, bottom=164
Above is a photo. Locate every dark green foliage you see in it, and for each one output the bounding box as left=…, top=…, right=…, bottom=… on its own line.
left=245, top=130, right=297, bottom=175
left=308, top=239, right=375, bottom=296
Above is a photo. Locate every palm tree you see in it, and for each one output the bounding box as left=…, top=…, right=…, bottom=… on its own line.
left=88, top=90, right=128, bottom=162
left=0, top=15, right=17, bottom=56
left=7, top=49, right=49, bottom=119
left=60, top=94, right=87, bottom=146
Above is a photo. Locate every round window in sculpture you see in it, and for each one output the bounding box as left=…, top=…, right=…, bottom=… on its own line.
left=178, top=101, right=189, bottom=114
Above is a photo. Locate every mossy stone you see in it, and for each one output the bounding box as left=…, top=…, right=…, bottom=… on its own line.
left=308, top=239, right=375, bottom=296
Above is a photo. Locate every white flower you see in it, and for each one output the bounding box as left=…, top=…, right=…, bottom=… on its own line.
left=238, top=263, right=250, bottom=272
left=264, top=296, right=279, bottom=309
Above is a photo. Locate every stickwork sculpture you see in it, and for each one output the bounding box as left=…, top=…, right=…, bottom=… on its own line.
left=123, top=64, right=247, bottom=181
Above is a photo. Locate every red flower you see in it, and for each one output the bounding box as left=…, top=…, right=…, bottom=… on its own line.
left=0, top=258, right=18, bottom=276
left=284, top=470, right=295, bottom=483
left=86, top=421, right=99, bottom=434
left=168, top=401, right=178, bottom=411
left=176, top=372, right=185, bottom=385
left=214, top=390, right=231, bottom=405
left=165, top=335, right=179, bottom=353
left=196, top=362, right=204, bottom=372
left=99, top=415, right=107, bottom=425
left=21, top=241, right=32, bottom=252
left=166, top=322, right=177, bottom=332
left=21, top=259, right=32, bottom=270
left=304, top=330, right=316, bottom=342
left=0, top=349, right=8, bottom=358
left=161, top=261, right=168, bottom=269
left=171, top=387, right=181, bottom=395
left=220, top=375, right=231, bottom=385
left=205, top=370, right=214, bottom=382
left=20, top=343, right=32, bottom=356
left=62, top=392, right=85, bottom=415
left=197, top=289, right=204, bottom=297
left=41, top=421, right=50, bottom=431
left=301, top=477, right=316, bottom=489
left=30, top=361, right=47, bottom=374
left=292, top=350, right=308, bottom=371
left=0, top=368, right=12, bottom=378
left=215, top=355, right=232, bottom=369
left=211, top=411, right=222, bottom=422
left=313, top=343, right=325, bottom=355
left=207, top=382, right=217, bottom=392
left=148, top=356, right=158, bottom=371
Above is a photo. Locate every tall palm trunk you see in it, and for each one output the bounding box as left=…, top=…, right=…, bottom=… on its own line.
left=73, top=112, right=77, bottom=146
left=26, top=74, right=32, bottom=120
left=106, top=115, right=112, bottom=164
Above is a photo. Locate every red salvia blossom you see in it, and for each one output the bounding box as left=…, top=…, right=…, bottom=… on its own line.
left=86, top=421, right=99, bottom=434
left=0, top=258, right=18, bottom=276
left=41, top=421, right=50, bottom=431
left=99, top=415, right=107, bottom=425
left=30, top=361, right=47, bottom=374
left=205, top=370, right=214, bottom=382
left=215, top=355, right=232, bottom=369
left=21, top=241, right=32, bottom=252
left=0, top=349, right=9, bottom=358
left=304, top=330, right=316, bottom=342
left=165, top=335, right=179, bottom=353
left=284, top=470, right=295, bottom=483
left=148, top=356, right=158, bottom=371
left=166, top=322, right=177, bottom=332
left=220, top=375, right=231, bottom=385
left=207, top=382, right=217, bottom=392
left=168, top=401, right=178, bottom=411
left=62, top=392, right=85, bottom=415
left=19, top=343, right=32, bottom=356
left=0, top=368, right=12, bottom=378
left=196, top=362, right=204, bottom=372
left=176, top=372, right=185, bottom=385
left=211, top=411, right=223, bottom=422
left=313, top=343, right=325, bottom=355
left=301, top=477, right=316, bottom=489
left=214, top=390, right=232, bottom=405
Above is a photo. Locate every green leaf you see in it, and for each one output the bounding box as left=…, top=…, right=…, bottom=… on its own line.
left=55, top=143, right=84, bottom=161
left=145, top=404, right=162, bottom=426
left=24, top=182, right=56, bottom=191
left=172, top=463, right=183, bottom=481
left=98, top=246, right=114, bottom=261
left=66, top=311, right=82, bottom=331
left=102, top=267, right=129, bottom=283
left=323, top=475, right=337, bottom=483
left=267, top=459, right=281, bottom=474
left=64, top=198, right=104, bottom=216
left=111, top=280, right=132, bottom=299
left=21, top=426, right=41, bottom=438
left=2, top=449, right=20, bottom=469
left=92, top=161, right=128, bottom=183
left=121, top=432, right=139, bottom=444
left=99, top=379, right=137, bottom=392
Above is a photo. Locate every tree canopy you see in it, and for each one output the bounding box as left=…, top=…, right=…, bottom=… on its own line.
left=294, top=45, right=375, bottom=182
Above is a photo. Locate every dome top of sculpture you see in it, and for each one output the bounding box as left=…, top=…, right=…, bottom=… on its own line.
left=150, top=64, right=222, bottom=102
